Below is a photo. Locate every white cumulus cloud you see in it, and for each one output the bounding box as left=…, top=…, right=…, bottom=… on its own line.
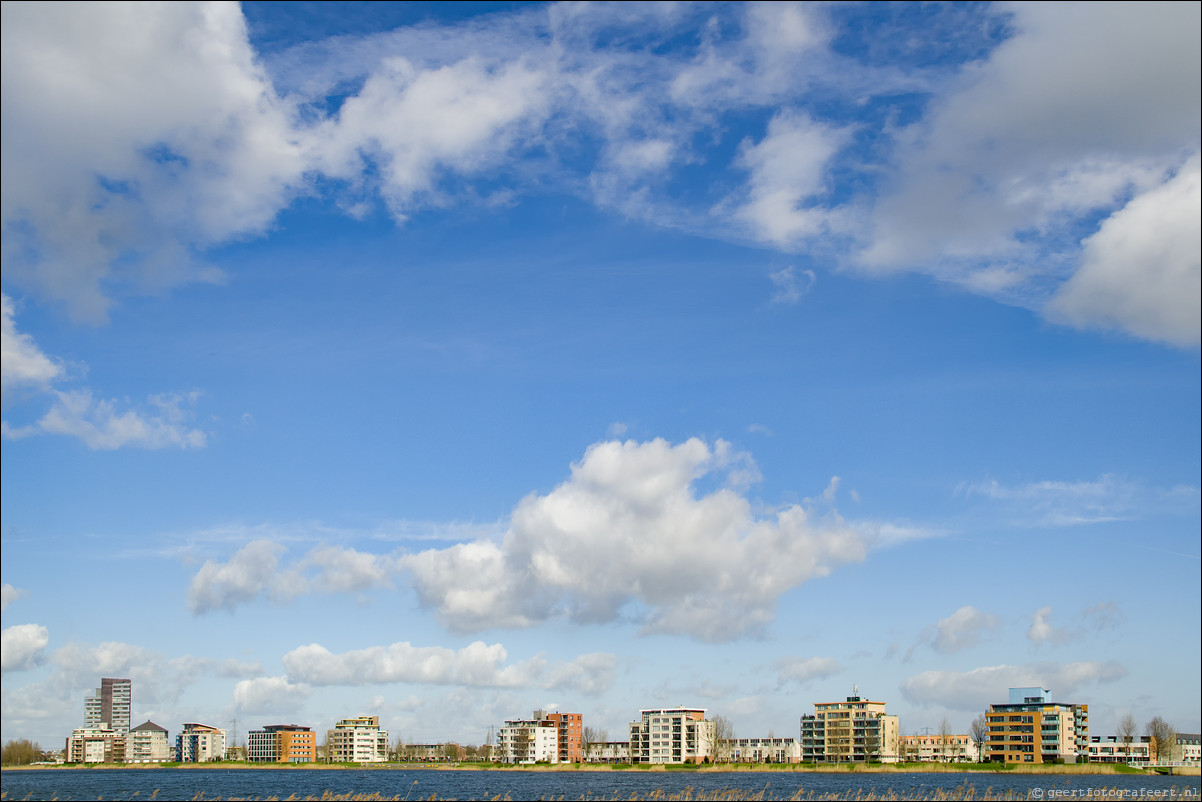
left=1, top=1, right=305, bottom=322
left=403, top=437, right=869, bottom=641
left=1, top=624, right=49, bottom=672
left=1048, top=156, right=1201, bottom=347
left=859, top=2, right=1200, bottom=345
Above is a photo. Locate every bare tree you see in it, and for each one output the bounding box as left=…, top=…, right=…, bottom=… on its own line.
left=937, top=717, right=953, bottom=763
left=582, top=726, right=608, bottom=762
left=969, top=715, right=988, bottom=763
left=1116, top=714, right=1137, bottom=762
left=1145, top=717, right=1176, bottom=764
left=711, top=715, right=735, bottom=763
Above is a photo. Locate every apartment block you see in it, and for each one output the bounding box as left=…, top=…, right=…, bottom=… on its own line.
left=629, top=707, right=716, bottom=764
left=328, top=715, right=389, bottom=763
left=247, top=724, right=317, bottom=763
left=496, top=712, right=561, bottom=763
left=495, top=709, right=582, bottom=764
left=84, top=678, right=132, bottom=734
left=65, top=727, right=126, bottom=764
left=127, top=721, right=172, bottom=763
left=545, top=712, right=583, bottom=763
left=984, top=687, right=1088, bottom=764
left=176, top=723, right=227, bottom=762
left=800, top=694, right=899, bottom=763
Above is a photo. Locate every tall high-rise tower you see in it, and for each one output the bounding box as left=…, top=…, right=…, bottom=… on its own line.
left=84, top=678, right=132, bottom=733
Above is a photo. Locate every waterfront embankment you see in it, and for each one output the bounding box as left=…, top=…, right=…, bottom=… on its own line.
left=5, top=761, right=1197, bottom=776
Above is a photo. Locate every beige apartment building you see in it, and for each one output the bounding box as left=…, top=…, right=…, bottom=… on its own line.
left=800, top=693, right=899, bottom=762
left=127, top=721, right=172, bottom=763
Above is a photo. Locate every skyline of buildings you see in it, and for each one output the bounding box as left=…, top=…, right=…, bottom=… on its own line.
left=48, top=677, right=1199, bottom=767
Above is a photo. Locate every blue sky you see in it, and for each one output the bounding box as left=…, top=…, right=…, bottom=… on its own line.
left=1, top=1, right=1199, bottom=750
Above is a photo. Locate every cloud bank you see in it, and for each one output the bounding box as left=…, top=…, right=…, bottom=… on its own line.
left=2, top=2, right=1198, bottom=346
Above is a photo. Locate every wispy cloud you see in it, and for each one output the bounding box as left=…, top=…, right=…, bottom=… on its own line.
left=774, top=656, right=843, bottom=687
left=1028, top=606, right=1072, bottom=647
left=1, top=295, right=207, bottom=449
left=768, top=266, right=817, bottom=305
left=956, top=475, right=1143, bottom=527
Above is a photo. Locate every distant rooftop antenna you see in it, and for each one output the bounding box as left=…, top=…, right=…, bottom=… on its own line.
left=853, top=684, right=859, bottom=696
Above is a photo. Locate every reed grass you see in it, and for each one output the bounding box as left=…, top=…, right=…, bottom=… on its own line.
left=7, top=784, right=1192, bottom=801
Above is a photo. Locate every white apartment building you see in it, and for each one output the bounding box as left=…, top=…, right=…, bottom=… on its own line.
left=629, top=707, right=716, bottom=764
left=127, top=721, right=171, bottom=763
left=328, top=715, right=389, bottom=763
left=496, top=717, right=560, bottom=763
left=176, top=723, right=227, bottom=762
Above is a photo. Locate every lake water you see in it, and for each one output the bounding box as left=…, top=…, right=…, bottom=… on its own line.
left=1, top=768, right=1199, bottom=801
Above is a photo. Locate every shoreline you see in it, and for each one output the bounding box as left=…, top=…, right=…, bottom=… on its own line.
left=5, top=762, right=1197, bottom=776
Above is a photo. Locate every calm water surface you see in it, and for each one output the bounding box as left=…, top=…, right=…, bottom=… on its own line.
left=1, top=768, right=1199, bottom=801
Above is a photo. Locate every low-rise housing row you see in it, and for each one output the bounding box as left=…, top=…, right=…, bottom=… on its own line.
left=899, top=734, right=978, bottom=762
